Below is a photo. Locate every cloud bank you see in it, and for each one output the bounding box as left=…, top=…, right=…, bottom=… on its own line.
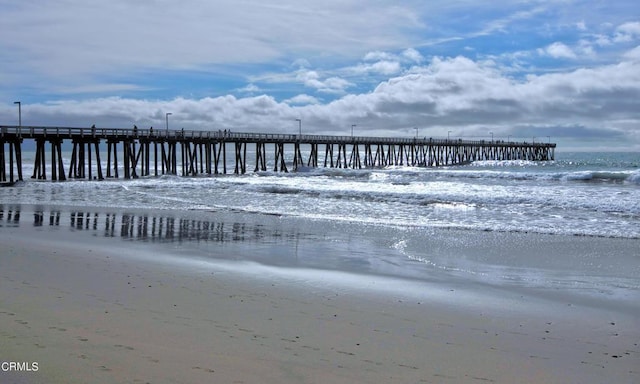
left=1, top=1, right=639, bottom=151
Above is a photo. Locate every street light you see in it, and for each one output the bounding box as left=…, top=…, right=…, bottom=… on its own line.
left=447, top=130, right=451, bottom=140
left=414, top=127, right=418, bottom=138
left=165, top=112, right=172, bottom=131
left=490, top=131, right=493, bottom=142
left=295, top=119, right=301, bottom=136
left=351, top=124, right=356, bottom=137
left=508, top=135, right=511, bottom=142
left=13, top=101, right=21, bottom=127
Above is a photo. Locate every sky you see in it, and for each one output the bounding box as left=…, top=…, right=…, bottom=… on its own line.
left=1, top=0, right=639, bottom=151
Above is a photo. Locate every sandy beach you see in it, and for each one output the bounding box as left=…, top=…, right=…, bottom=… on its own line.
left=1, top=209, right=639, bottom=384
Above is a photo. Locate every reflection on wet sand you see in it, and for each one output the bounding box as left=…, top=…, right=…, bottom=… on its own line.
left=1, top=205, right=302, bottom=245
left=0, top=207, right=21, bottom=224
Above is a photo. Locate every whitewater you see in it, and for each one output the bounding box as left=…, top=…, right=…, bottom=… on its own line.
left=2, top=151, right=638, bottom=238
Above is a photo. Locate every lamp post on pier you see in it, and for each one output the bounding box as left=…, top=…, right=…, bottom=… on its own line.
left=295, top=119, right=302, bottom=136
left=351, top=124, right=356, bottom=137
left=447, top=130, right=451, bottom=140
left=490, top=131, right=493, bottom=142
left=13, top=101, right=21, bottom=127
left=165, top=112, right=172, bottom=132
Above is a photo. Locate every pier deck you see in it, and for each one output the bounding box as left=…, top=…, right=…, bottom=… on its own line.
left=1, top=125, right=555, bottom=182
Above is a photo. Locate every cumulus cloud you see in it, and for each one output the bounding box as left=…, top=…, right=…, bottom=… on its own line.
left=236, top=84, right=262, bottom=94
left=614, top=21, right=640, bottom=42
left=539, top=42, right=577, bottom=59
left=347, top=48, right=424, bottom=76
left=8, top=55, right=638, bottom=150
left=285, top=94, right=321, bottom=105
left=350, top=61, right=402, bottom=76
left=363, top=51, right=396, bottom=62
left=402, top=48, right=424, bottom=63
left=295, top=70, right=353, bottom=94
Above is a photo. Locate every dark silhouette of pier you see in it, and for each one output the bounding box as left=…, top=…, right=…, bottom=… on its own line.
left=1, top=125, right=555, bottom=183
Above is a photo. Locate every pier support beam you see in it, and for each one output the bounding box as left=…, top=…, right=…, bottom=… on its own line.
left=32, top=139, right=48, bottom=180
left=293, top=142, right=304, bottom=171
left=255, top=142, right=267, bottom=172
left=307, top=143, right=318, bottom=168
left=0, top=138, right=23, bottom=183
left=274, top=143, right=288, bottom=172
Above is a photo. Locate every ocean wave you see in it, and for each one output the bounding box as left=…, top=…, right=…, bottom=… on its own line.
left=413, top=168, right=639, bottom=185
left=469, top=159, right=544, bottom=167
left=558, top=170, right=640, bottom=185
left=259, top=185, right=302, bottom=195
left=627, top=170, right=640, bottom=185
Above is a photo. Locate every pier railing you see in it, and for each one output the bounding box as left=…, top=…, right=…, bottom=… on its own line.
left=1, top=125, right=554, bottom=147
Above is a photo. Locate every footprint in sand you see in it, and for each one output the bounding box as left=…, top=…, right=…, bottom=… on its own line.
left=192, top=366, right=215, bottom=373
left=144, top=356, right=160, bottom=363
left=114, top=344, right=135, bottom=351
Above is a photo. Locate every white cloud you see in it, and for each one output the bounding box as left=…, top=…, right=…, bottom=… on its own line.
left=320, top=77, right=354, bottom=94
left=237, top=84, right=261, bottom=94
left=363, top=51, right=395, bottom=62
left=351, top=61, right=402, bottom=76
left=285, top=94, right=321, bottom=105
left=576, top=40, right=596, bottom=57
left=348, top=48, right=423, bottom=76
left=614, top=21, right=640, bottom=42
left=594, top=34, right=613, bottom=47
left=295, top=69, right=353, bottom=94
left=401, top=48, right=424, bottom=63
left=540, top=42, right=577, bottom=59
left=623, top=46, right=640, bottom=61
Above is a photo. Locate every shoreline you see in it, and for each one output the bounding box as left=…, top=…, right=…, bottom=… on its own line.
left=2, top=206, right=639, bottom=383
left=3, top=203, right=639, bottom=306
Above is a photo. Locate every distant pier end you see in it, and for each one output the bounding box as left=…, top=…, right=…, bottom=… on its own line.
left=1, top=125, right=555, bottom=183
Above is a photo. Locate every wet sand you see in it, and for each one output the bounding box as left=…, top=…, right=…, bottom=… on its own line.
left=1, top=209, right=639, bottom=383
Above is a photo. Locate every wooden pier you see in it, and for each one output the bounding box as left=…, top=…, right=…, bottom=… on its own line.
left=0, top=125, right=555, bottom=183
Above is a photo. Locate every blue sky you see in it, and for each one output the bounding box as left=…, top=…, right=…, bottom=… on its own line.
left=1, top=0, right=639, bottom=150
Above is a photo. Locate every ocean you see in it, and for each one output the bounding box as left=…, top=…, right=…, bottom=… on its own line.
left=1, top=151, right=639, bottom=309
